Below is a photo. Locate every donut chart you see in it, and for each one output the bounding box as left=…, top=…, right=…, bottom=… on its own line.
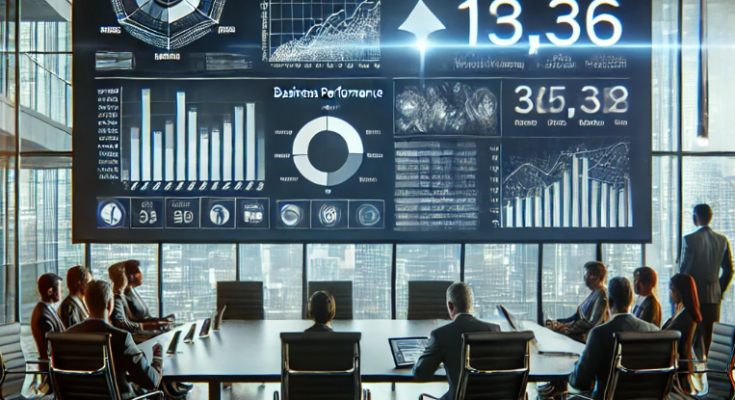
left=292, top=116, right=364, bottom=186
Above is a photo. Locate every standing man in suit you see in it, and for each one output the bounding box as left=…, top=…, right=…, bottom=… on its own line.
left=65, top=280, right=162, bottom=399
left=632, top=266, right=662, bottom=327
left=568, top=277, right=659, bottom=399
left=679, top=204, right=734, bottom=358
left=413, top=283, right=499, bottom=400
left=31, top=273, right=66, bottom=360
left=59, top=265, right=92, bottom=328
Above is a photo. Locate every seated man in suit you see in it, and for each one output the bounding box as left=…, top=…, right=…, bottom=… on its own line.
left=632, top=266, right=662, bottom=327
left=547, top=261, right=609, bottom=343
left=413, top=283, right=499, bottom=400
left=31, top=273, right=66, bottom=360
left=568, top=276, right=659, bottom=399
left=59, top=265, right=93, bottom=328
left=65, top=280, right=163, bottom=400
left=305, top=290, right=336, bottom=332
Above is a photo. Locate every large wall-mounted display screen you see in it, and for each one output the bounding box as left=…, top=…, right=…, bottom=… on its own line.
left=73, top=0, right=652, bottom=243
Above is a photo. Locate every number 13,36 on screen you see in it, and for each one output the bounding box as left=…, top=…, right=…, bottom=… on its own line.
left=458, top=0, right=623, bottom=52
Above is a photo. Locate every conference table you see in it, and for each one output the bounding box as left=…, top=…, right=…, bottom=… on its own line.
left=139, top=319, right=585, bottom=400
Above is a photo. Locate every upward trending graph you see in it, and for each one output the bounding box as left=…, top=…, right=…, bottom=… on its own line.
left=268, top=0, right=381, bottom=62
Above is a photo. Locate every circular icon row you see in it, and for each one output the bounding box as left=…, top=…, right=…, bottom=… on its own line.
left=275, top=200, right=384, bottom=230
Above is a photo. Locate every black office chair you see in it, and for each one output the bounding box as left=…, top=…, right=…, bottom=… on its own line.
left=46, top=332, right=162, bottom=400
left=0, top=322, right=49, bottom=400
left=419, top=331, right=533, bottom=400
left=672, top=322, right=735, bottom=400
left=275, top=332, right=369, bottom=400
left=407, top=281, right=453, bottom=320
left=307, top=281, right=353, bottom=320
left=217, top=281, right=265, bottom=320
left=564, top=331, right=680, bottom=400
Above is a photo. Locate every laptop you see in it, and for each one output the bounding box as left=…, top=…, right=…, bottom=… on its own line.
left=388, top=337, right=429, bottom=368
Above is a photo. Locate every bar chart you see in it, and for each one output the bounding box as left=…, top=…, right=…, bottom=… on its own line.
left=502, top=142, right=632, bottom=229
left=124, top=88, right=265, bottom=185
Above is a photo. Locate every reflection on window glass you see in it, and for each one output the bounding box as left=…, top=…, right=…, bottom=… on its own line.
left=465, top=244, right=538, bottom=322
left=240, top=244, right=303, bottom=319
left=307, top=244, right=392, bottom=319
left=682, top=157, right=735, bottom=324
left=57, top=169, right=85, bottom=284
left=647, top=156, right=679, bottom=319
left=162, top=244, right=236, bottom=322
left=395, top=244, right=461, bottom=320
left=602, top=244, right=642, bottom=281
left=652, top=0, right=679, bottom=151
left=541, top=244, right=596, bottom=322
left=90, top=244, right=159, bottom=317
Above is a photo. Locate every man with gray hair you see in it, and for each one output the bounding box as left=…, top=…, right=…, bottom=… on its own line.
left=413, top=283, right=499, bottom=400
left=64, top=280, right=163, bottom=399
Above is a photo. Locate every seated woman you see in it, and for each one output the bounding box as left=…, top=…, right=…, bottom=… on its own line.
left=59, top=265, right=93, bottom=328
left=546, top=261, right=609, bottom=343
left=306, top=291, right=336, bottom=332
left=633, top=266, right=662, bottom=327
left=108, top=263, right=162, bottom=342
left=664, top=273, right=702, bottom=393
left=122, top=260, right=174, bottom=324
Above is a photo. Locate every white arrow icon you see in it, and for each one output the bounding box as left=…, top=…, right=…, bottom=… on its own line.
left=399, top=0, right=446, bottom=73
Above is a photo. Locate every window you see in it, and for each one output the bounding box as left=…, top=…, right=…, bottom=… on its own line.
left=395, top=244, right=461, bottom=319
left=307, top=244, right=392, bottom=319
left=465, top=244, right=538, bottom=322
left=646, top=156, right=679, bottom=318
left=162, top=244, right=236, bottom=322
left=240, top=244, right=303, bottom=319
left=90, top=244, right=159, bottom=317
left=682, top=157, right=735, bottom=324
left=541, top=244, right=596, bottom=321
left=652, top=0, right=680, bottom=151
left=602, top=244, right=642, bottom=281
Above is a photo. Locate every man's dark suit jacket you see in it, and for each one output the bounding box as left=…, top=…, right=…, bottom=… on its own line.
left=680, top=226, right=734, bottom=305
left=59, top=294, right=89, bottom=329
left=569, top=313, right=659, bottom=400
left=31, top=302, right=65, bottom=360
left=663, top=310, right=697, bottom=373
left=65, top=319, right=161, bottom=400
left=305, top=323, right=333, bottom=332
left=633, top=295, right=662, bottom=327
left=413, top=314, right=500, bottom=400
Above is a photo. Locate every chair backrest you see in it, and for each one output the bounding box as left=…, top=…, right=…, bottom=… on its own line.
left=280, top=332, right=361, bottom=400
left=456, top=331, right=533, bottom=400
left=0, top=322, right=25, bottom=399
left=602, top=331, right=680, bottom=400
left=307, top=281, right=352, bottom=320
left=217, top=281, right=265, bottom=320
left=407, top=281, right=453, bottom=320
left=704, top=323, right=735, bottom=400
left=47, top=332, right=121, bottom=400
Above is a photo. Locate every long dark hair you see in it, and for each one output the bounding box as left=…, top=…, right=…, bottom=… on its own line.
left=670, top=274, right=702, bottom=323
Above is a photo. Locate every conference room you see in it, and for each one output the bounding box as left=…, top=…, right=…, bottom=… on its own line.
left=1, top=0, right=735, bottom=399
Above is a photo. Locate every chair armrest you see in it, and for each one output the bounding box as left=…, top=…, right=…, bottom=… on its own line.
left=3, top=368, right=48, bottom=376
left=132, top=390, right=164, bottom=400
left=274, top=390, right=279, bottom=400
left=419, top=394, right=441, bottom=400
left=363, top=388, right=371, bottom=400
left=25, top=359, right=48, bottom=365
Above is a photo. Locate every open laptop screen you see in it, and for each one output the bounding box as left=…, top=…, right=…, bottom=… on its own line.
left=389, top=337, right=429, bottom=368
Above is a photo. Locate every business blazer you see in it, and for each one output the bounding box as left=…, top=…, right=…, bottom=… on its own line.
left=680, top=226, right=735, bottom=305
left=31, top=302, right=66, bottom=360
left=59, top=294, right=89, bottom=329
left=413, top=314, right=500, bottom=400
left=111, top=294, right=144, bottom=334
left=633, top=295, right=662, bottom=327
left=305, top=323, right=333, bottom=332
left=663, top=309, right=697, bottom=373
left=124, top=287, right=152, bottom=322
left=65, top=319, right=162, bottom=400
left=559, top=288, right=609, bottom=343
left=569, top=313, right=659, bottom=400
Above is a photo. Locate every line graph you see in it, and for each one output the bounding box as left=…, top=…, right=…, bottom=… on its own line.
left=268, top=0, right=381, bottom=63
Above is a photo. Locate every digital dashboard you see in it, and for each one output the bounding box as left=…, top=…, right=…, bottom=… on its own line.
left=72, top=0, right=652, bottom=243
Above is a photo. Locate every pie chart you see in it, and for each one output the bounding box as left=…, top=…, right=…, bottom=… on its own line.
left=292, top=116, right=364, bottom=186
